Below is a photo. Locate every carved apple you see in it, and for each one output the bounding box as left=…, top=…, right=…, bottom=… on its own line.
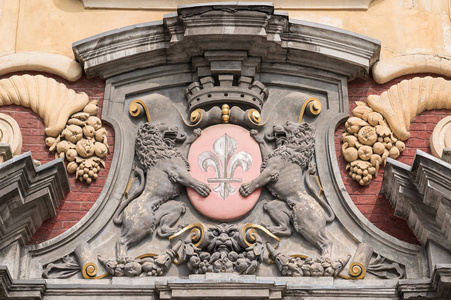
left=76, top=138, right=95, bottom=158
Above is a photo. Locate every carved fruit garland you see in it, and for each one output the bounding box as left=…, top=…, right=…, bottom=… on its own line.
left=45, top=101, right=109, bottom=184
left=342, top=101, right=405, bottom=186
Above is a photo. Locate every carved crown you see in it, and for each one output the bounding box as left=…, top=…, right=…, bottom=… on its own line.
left=185, top=75, right=268, bottom=112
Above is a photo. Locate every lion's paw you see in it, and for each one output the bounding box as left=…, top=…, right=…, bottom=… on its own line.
left=239, top=182, right=255, bottom=197
left=194, top=182, right=211, bottom=197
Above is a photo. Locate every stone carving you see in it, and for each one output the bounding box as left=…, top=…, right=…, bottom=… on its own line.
left=266, top=243, right=350, bottom=277
left=0, top=75, right=89, bottom=137
left=0, top=113, right=22, bottom=156
left=0, top=143, right=13, bottom=163
left=113, top=123, right=210, bottom=262
left=0, top=152, right=69, bottom=251
left=199, top=134, right=252, bottom=199
left=170, top=223, right=273, bottom=275
left=184, top=76, right=267, bottom=128
left=42, top=255, right=80, bottom=279
left=89, top=223, right=279, bottom=277
left=45, top=102, right=109, bottom=184
left=0, top=74, right=110, bottom=184
left=367, top=254, right=405, bottom=279
left=382, top=150, right=451, bottom=250
left=367, top=76, right=451, bottom=141
left=240, top=122, right=335, bottom=257
left=342, top=101, right=406, bottom=185
left=430, top=116, right=451, bottom=160
left=187, top=124, right=262, bottom=221
left=372, top=54, right=451, bottom=84
left=0, top=52, right=82, bottom=82
left=98, top=251, right=177, bottom=277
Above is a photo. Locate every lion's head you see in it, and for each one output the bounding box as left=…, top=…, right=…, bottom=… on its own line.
left=135, top=123, right=189, bottom=169
left=263, top=121, right=315, bottom=170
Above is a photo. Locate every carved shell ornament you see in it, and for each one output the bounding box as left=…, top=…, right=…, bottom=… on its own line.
left=0, top=75, right=109, bottom=184
left=342, top=76, right=451, bottom=186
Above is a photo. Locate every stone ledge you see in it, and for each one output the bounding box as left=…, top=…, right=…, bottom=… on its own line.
left=1, top=272, right=450, bottom=299
left=73, top=3, right=380, bottom=80
left=381, top=150, right=451, bottom=250
left=78, top=0, right=375, bottom=11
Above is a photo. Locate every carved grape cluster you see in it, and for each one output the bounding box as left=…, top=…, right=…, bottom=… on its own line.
left=45, top=100, right=109, bottom=184
left=342, top=101, right=405, bottom=186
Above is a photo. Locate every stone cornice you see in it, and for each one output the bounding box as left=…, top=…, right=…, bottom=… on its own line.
left=73, top=3, right=380, bottom=80
left=0, top=266, right=45, bottom=300
left=79, top=0, right=375, bottom=11
left=381, top=150, right=451, bottom=251
left=0, top=152, right=70, bottom=251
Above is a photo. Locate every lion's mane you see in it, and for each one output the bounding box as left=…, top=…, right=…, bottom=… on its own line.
left=262, top=122, right=315, bottom=171
left=135, top=123, right=189, bottom=170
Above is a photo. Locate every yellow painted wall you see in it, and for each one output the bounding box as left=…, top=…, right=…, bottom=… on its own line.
left=0, top=0, right=450, bottom=60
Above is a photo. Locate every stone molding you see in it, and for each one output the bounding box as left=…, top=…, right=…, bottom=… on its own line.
left=367, top=76, right=451, bottom=141
left=78, top=0, right=375, bottom=11
left=0, top=143, right=12, bottom=163
left=73, top=3, right=380, bottom=80
left=0, top=74, right=89, bottom=137
left=1, top=269, right=450, bottom=299
left=0, top=113, right=22, bottom=157
left=7, top=3, right=437, bottom=299
left=0, top=266, right=45, bottom=300
left=381, top=150, right=451, bottom=250
left=430, top=116, right=451, bottom=160
left=0, top=152, right=70, bottom=252
left=372, top=54, right=451, bottom=84
left=156, top=274, right=286, bottom=299
left=0, top=52, right=82, bottom=82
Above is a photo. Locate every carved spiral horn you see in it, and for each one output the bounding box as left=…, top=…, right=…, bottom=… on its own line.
left=367, top=76, right=451, bottom=141
left=0, top=75, right=89, bottom=137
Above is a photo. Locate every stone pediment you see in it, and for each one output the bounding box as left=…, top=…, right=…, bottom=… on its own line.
left=1, top=2, right=449, bottom=300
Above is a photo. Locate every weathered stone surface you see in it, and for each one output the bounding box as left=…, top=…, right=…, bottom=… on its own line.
left=0, top=266, right=46, bottom=300
left=0, top=143, right=13, bottom=163
left=5, top=3, right=442, bottom=299
left=372, top=54, right=451, bottom=84
left=0, top=52, right=82, bottom=82
left=0, top=114, right=22, bottom=156
left=0, top=152, right=69, bottom=251
left=367, top=76, right=451, bottom=141
left=73, top=3, right=380, bottom=80
left=382, top=150, right=451, bottom=250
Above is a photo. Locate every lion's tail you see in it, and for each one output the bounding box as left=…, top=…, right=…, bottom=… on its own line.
left=304, top=166, right=335, bottom=223
left=113, top=168, right=145, bottom=226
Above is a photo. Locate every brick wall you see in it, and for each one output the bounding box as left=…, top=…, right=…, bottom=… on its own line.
left=1, top=72, right=447, bottom=245
left=0, top=72, right=113, bottom=243
left=339, top=74, right=451, bottom=244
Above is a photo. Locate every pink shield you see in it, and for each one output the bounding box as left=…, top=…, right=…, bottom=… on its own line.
left=187, top=124, right=262, bottom=221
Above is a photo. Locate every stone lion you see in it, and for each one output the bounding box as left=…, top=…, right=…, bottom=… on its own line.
left=239, top=121, right=335, bottom=257
left=114, top=123, right=210, bottom=262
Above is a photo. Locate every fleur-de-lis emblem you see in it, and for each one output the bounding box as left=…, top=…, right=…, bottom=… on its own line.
left=199, top=134, right=253, bottom=199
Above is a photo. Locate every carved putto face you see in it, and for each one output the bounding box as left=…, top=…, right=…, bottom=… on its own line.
left=206, top=224, right=241, bottom=253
